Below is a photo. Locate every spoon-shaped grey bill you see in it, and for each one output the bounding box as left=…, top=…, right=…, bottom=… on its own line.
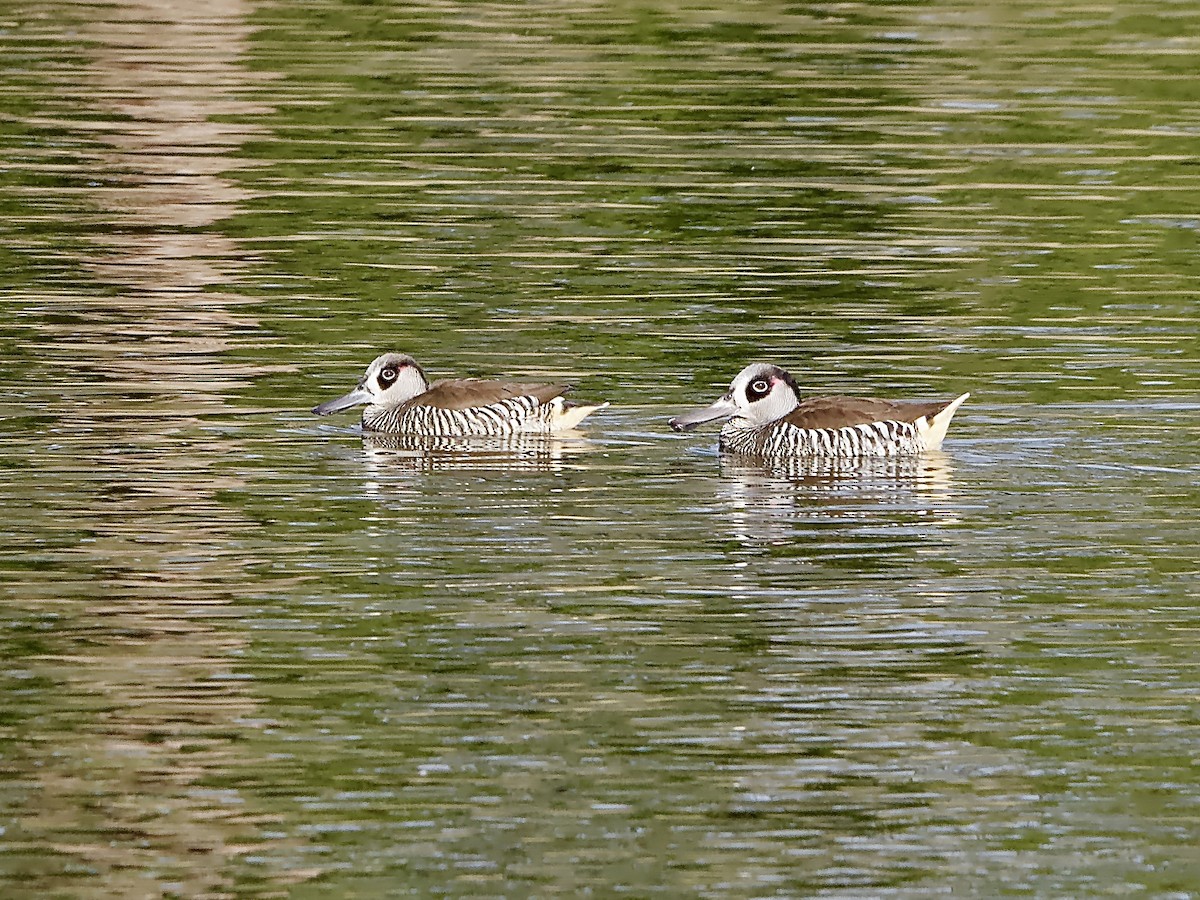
left=668, top=394, right=739, bottom=432
left=312, top=385, right=373, bottom=416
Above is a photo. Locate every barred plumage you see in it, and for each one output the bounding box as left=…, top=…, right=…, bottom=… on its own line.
left=363, top=395, right=561, bottom=436
left=720, top=418, right=926, bottom=457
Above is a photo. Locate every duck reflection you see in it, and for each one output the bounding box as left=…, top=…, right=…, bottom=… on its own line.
left=715, top=452, right=960, bottom=546
left=361, top=431, right=597, bottom=474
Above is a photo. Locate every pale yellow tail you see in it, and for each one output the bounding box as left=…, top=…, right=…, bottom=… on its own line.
left=918, top=392, right=970, bottom=451
left=549, top=399, right=609, bottom=432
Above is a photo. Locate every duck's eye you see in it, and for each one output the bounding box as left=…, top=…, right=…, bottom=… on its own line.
left=749, top=379, right=771, bottom=396
left=379, top=367, right=398, bottom=385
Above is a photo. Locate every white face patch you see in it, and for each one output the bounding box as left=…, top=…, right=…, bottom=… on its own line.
left=363, top=354, right=429, bottom=405
left=727, top=364, right=801, bottom=426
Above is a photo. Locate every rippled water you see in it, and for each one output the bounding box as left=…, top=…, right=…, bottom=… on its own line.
left=2, top=0, right=1198, bottom=895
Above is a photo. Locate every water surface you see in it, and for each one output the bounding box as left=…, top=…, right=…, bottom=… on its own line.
left=1, top=0, right=1198, bottom=895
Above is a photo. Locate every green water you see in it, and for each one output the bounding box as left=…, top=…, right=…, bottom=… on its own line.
left=1, top=0, right=1198, bottom=895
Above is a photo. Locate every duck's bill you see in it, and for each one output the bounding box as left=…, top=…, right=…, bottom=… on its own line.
left=668, top=395, right=737, bottom=432
left=312, top=385, right=372, bottom=416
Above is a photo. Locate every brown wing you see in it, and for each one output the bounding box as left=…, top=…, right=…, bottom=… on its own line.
left=782, top=395, right=955, bottom=430
left=405, top=378, right=569, bottom=411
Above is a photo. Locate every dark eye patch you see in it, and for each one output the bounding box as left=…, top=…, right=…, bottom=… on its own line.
left=746, top=379, right=771, bottom=400
left=378, top=366, right=399, bottom=387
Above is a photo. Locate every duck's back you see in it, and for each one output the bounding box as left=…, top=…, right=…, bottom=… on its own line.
left=407, top=379, right=569, bottom=411
left=780, top=396, right=956, bottom=431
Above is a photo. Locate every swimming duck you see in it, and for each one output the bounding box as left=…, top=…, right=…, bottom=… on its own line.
left=669, top=363, right=968, bottom=457
left=313, top=352, right=607, bottom=435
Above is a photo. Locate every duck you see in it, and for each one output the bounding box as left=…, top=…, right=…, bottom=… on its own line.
left=669, top=363, right=968, bottom=457
left=313, top=352, right=607, bottom=435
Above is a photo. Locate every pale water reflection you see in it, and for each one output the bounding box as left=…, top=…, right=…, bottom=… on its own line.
left=2, top=0, right=290, bottom=895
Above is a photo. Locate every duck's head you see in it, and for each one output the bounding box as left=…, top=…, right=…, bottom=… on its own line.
left=312, top=352, right=429, bottom=416
left=669, top=363, right=802, bottom=431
